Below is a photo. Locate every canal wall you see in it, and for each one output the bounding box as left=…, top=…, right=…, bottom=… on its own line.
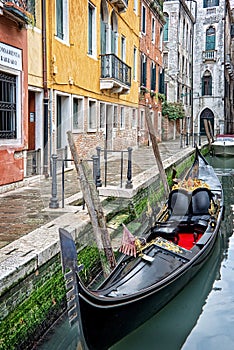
left=0, top=146, right=208, bottom=349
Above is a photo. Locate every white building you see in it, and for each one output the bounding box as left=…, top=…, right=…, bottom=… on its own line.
left=163, top=0, right=196, bottom=139
left=163, top=0, right=234, bottom=140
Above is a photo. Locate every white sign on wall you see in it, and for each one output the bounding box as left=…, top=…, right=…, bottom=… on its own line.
left=0, top=42, right=22, bottom=71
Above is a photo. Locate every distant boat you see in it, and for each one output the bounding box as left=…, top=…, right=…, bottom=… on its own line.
left=212, top=134, right=234, bottom=157
left=59, top=147, right=224, bottom=350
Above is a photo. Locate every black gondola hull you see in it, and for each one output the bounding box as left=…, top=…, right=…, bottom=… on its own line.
left=78, top=220, right=221, bottom=350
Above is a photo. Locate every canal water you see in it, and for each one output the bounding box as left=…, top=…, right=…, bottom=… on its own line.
left=36, top=155, right=234, bottom=350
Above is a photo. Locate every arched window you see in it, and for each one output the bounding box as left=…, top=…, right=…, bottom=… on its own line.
left=202, top=70, right=212, bottom=96
left=100, top=0, right=108, bottom=54
left=163, top=13, right=169, bottom=41
left=206, top=27, right=215, bottom=51
left=111, top=11, right=118, bottom=54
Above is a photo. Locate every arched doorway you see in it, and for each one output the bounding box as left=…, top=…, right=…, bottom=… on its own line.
left=200, top=108, right=214, bottom=136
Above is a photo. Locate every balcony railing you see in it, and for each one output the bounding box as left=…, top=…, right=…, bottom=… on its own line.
left=109, top=0, right=128, bottom=13
left=100, top=54, right=131, bottom=94
left=2, top=0, right=31, bottom=24
left=202, top=50, right=217, bottom=62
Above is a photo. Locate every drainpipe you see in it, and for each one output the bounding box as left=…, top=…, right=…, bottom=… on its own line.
left=42, top=0, right=49, bottom=177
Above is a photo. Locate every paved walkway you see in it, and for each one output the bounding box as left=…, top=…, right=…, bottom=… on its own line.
left=0, top=138, right=203, bottom=249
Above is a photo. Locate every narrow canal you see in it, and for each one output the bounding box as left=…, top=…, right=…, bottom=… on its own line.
left=36, top=155, right=234, bottom=350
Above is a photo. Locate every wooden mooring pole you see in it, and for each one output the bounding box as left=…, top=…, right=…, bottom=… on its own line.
left=67, top=131, right=116, bottom=276
left=145, top=107, right=170, bottom=197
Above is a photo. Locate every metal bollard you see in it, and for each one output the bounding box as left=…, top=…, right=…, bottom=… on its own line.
left=96, top=146, right=102, bottom=187
left=92, top=155, right=99, bottom=187
left=126, top=147, right=133, bottom=189
left=49, top=154, right=59, bottom=208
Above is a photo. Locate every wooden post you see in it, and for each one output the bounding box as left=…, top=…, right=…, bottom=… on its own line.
left=203, top=119, right=213, bottom=147
left=67, top=131, right=116, bottom=276
left=145, top=107, right=170, bottom=197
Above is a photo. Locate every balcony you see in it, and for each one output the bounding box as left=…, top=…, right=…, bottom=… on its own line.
left=202, top=50, right=217, bottom=62
left=100, top=54, right=131, bottom=95
left=1, top=0, right=31, bottom=25
left=109, top=0, right=128, bottom=13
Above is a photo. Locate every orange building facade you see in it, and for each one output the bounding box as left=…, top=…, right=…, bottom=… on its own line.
left=0, top=2, right=29, bottom=186
left=139, top=0, right=164, bottom=145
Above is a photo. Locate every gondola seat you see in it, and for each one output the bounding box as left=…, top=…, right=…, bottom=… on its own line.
left=167, top=188, right=192, bottom=225
left=190, top=187, right=213, bottom=225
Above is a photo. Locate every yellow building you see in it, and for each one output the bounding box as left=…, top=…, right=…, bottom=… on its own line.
left=27, top=0, right=44, bottom=175
left=45, top=0, right=140, bottom=162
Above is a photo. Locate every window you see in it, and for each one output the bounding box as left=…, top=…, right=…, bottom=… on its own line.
left=121, top=36, right=126, bottom=62
left=73, top=97, right=83, bottom=131
left=88, top=100, right=97, bottom=130
left=56, top=0, right=68, bottom=42
left=206, top=27, right=215, bottom=51
left=120, top=107, right=125, bottom=129
left=100, top=102, right=105, bottom=129
left=141, top=54, right=147, bottom=87
left=163, top=14, right=169, bottom=41
left=163, top=53, right=168, bottom=69
left=159, top=70, right=165, bottom=94
left=133, top=46, right=137, bottom=81
left=88, top=2, right=96, bottom=56
left=152, top=17, right=155, bottom=43
left=27, top=0, right=36, bottom=25
left=151, top=62, right=156, bottom=92
left=0, top=72, right=16, bottom=139
left=113, top=106, right=118, bottom=128
left=111, top=11, right=118, bottom=54
left=203, top=0, right=219, bottom=8
left=133, top=0, right=138, bottom=14
left=100, top=1, right=107, bottom=54
left=141, top=5, right=146, bottom=34
left=132, top=109, right=137, bottom=128
left=140, top=110, right=144, bottom=130
left=202, top=71, right=212, bottom=96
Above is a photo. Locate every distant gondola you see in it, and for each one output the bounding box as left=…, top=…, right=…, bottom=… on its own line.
left=59, top=146, right=223, bottom=350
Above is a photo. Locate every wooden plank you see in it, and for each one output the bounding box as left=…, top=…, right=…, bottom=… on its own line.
left=145, top=108, right=170, bottom=197
left=67, top=131, right=116, bottom=275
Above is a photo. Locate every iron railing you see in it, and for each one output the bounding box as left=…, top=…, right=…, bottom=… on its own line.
left=100, top=54, right=131, bottom=87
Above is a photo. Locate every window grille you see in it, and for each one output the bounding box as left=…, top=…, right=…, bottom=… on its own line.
left=0, top=72, right=17, bottom=139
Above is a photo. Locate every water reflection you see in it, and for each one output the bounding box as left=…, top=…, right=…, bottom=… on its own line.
left=36, top=155, right=234, bottom=350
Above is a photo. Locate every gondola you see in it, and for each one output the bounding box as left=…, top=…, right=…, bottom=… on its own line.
left=59, top=146, right=223, bottom=350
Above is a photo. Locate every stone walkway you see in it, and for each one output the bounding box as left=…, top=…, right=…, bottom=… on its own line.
left=0, top=139, right=203, bottom=249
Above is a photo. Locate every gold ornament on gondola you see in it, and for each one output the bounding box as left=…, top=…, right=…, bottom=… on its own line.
left=172, top=177, right=210, bottom=192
